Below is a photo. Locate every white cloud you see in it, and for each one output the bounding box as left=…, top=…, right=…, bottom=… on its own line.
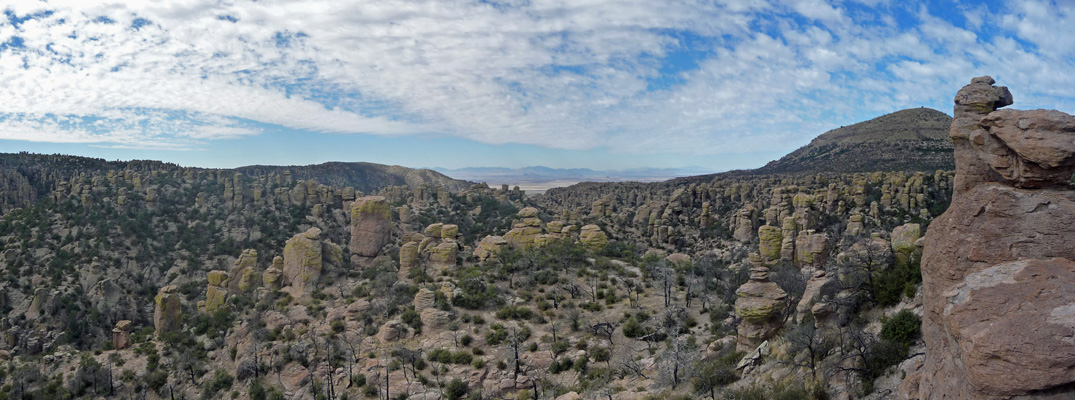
left=0, top=0, right=1072, bottom=157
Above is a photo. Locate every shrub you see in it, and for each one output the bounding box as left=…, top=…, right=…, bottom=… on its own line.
left=445, top=378, right=469, bottom=400
left=495, top=305, right=534, bottom=320
left=881, top=310, right=921, bottom=347
left=401, top=309, right=422, bottom=330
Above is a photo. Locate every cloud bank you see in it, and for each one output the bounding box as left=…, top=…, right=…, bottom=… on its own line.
left=0, top=0, right=1072, bottom=154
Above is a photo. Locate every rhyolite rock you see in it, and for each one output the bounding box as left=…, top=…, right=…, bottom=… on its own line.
left=154, top=285, right=181, bottom=337
left=229, top=249, right=257, bottom=294
left=757, top=225, right=783, bottom=266
left=474, top=235, right=508, bottom=262
left=350, top=196, right=392, bottom=257
left=579, top=224, right=609, bottom=251
left=283, top=227, right=323, bottom=297
left=902, top=77, right=1075, bottom=400
left=735, top=263, right=787, bottom=352
left=112, top=320, right=132, bottom=350
left=205, top=270, right=229, bottom=312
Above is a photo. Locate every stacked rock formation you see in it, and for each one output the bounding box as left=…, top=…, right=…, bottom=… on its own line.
left=112, top=320, right=132, bottom=350
left=229, top=249, right=258, bottom=293
left=505, top=207, right=544, bottom=248
left=204, top=270, right=229, bottom=312
left=578, top=224, right=609, bottom=251
left=902, top=77, right=1075, bottom=399
left=734, top=255, right=788, bottom=352
left=474, top=235, right=508, bottom=262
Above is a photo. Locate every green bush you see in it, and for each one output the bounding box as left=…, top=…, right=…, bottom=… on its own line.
left=495, top=305, right=534, bottom=320
left=401, top=309, right=422, bottom=330
left=881, top=310, right=921, bottom=347
left=445, top=378, right=469, bottom=400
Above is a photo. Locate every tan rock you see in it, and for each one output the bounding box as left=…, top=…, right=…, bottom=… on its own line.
left=154, top=285, right=181, bottom=337
left=794, top=230, right=829, bottom=269
left=474, top=235, right=508, bottom=262
left=283, top=227, right=322, bottom=297
left=908, top=77, right=1075, bottom=400
left=735, top=267, right=787, bottom=352
left=205, top=270, right=229, bottom=312
left=579, top=224, right=609, bottom=251
left=112, top=320, right=132, bottom=350
left=757, top=225, right=782, bottom=266
left=350, top=196, right=392, bottom=257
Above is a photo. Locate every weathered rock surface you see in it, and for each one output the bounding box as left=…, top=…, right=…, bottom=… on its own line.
left=735, top=264, right=787, bottom=352
left=904, top=77, right=1075, bottom=399
left=350, top=196, right=392, bottom=257
left=474, top=235, right=508, bottom=262
left=283, top=227, right=323, bottom=297
left=205, top=270, right=229, bottom=312
left=579, top=224, right=609, bottom=251
left=154, top=285, right=181, bottom=337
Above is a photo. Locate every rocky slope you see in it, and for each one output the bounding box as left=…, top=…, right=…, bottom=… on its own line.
left=901, top=77, right=1075, bottom=399
left=0, top=153, right=470, bottom=215
left=756, top=108, right=954, bottom=174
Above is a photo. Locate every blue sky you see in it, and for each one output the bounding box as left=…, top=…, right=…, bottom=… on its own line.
left=1, top=0, right=1073, bottom=171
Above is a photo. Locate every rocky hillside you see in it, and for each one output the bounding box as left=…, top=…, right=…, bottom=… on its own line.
left=0, top=153, right=471, bottom=215
left=237, top=162, right=471, bottom=194
left=755, top=108, right=954, bottom=174
left=2, top=79, right=1071, bottom=400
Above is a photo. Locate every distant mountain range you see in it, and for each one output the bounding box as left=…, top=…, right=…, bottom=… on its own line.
left=432, top=166, right=715, bottom=185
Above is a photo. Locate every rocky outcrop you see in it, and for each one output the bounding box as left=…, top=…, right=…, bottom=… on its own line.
left=578, top=224, right=609, bottom=251
left=735, top=260, right=787, bottom=352
left=230, top=249, right=258, bottom=293
left=283, top=228, right=323, bottom=298
left=205, top=270, right=229, bottom=312
left=112, top=320, right=132, bottom=350
left=903, top=77, right=1075, bottom=399
left=474, top=235, right=508, bottom=262
left=154, top=285, right=181, bottom=337
left=505, top=207, right=544, bottom=248
left=263, top=256, right=283, bottom=290
left=793, top=230, right=829, bottom=269
left=350, top=196, right=392, bottom=257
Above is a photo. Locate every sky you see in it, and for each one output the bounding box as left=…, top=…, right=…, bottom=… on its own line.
left=0, top=0, right=1073, bottom=172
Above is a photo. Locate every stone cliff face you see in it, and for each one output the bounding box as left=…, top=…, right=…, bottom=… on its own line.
left=903, top=77, right=1075, bottom=399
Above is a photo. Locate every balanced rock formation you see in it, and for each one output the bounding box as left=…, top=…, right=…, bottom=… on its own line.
left=350, top=196, right=392, bottom=257
left=734, top=258, right=787, bottom=352
left=505, top=207, right=544, bottom=248
left=903, top=77, right=1075, bottom=399
left=112, top=320, right=132, bottom=350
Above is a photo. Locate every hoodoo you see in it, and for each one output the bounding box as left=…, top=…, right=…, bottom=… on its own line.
left=901, top=77, right=1075, bottom=399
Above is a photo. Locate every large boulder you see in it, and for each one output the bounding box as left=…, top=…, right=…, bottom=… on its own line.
left=903, top=77, right=1075, bottom=399
left=793, top=230, right=829, bottom=269
left=283, top=227, right=323, bottom=297
left=154, top=285, right=181, bottom=337
left=474, top=235, right=508, bottom=262
left=757, top=225, right=782, bottom=266
left=350, top=196, right=392, bottom=257
left=205, top=270, right=229, bottom=312
left=579, top=224, right=609, bottom=251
